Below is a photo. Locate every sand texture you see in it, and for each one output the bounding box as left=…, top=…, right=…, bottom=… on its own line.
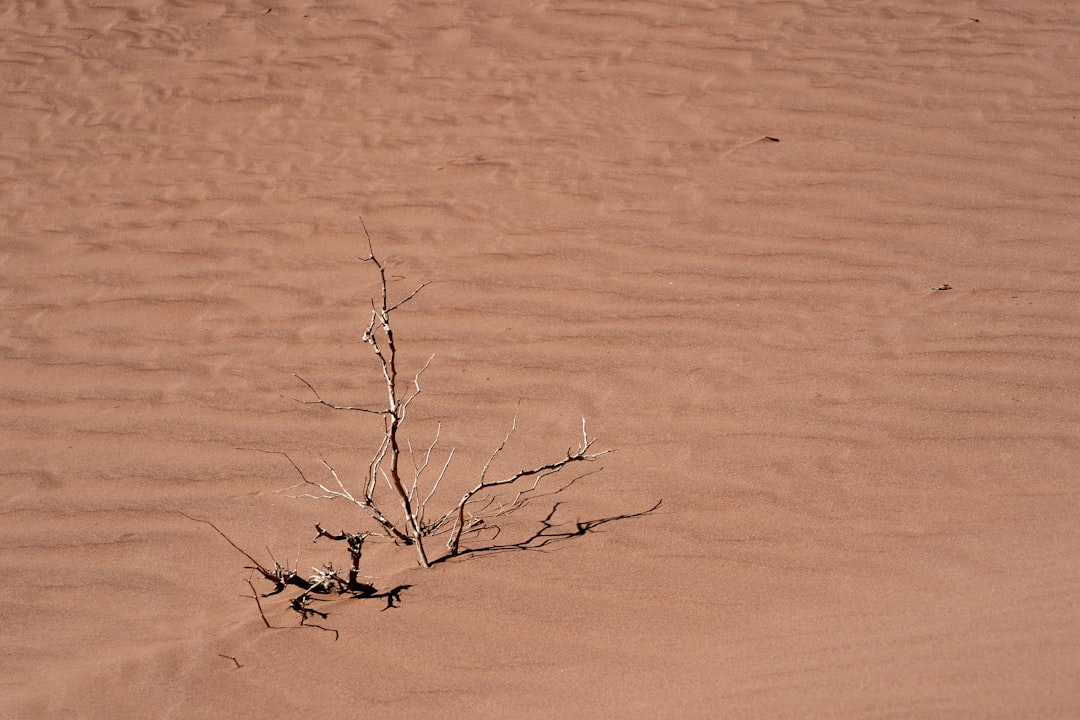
left=3, top=1, right=1080, bottom=717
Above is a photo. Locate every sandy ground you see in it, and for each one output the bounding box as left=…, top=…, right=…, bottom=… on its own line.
left=3, top=1, right=1080, bottom=717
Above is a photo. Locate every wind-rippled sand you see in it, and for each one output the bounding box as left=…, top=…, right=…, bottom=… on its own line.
left=2, top=1, right=1079, bottom=717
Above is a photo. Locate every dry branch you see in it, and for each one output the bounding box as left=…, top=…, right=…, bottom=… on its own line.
left=442, top=417, right=612, bottom=555
left=275, top=224, right=615, bottom=568
left=191, top=222, right=653, bottom=632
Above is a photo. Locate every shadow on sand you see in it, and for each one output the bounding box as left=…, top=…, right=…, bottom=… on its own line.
left=188, top=498, right=662, bottom=639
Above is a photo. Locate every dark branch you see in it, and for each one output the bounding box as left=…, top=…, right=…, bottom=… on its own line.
left=289, top=374, right=385, bottom=414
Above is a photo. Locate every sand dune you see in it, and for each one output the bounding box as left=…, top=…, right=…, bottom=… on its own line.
left=3, top=1, right=1079, bottom=717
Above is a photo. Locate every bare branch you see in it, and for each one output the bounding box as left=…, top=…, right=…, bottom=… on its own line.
left=420, top=446, right=455, bottom=527
left=480, top=415, right=518, bottom=485
left=443, top=420, right=613, bottom=556
left=407, top=422, right=441, bottom=504
left=398, top=354, right=435, bottom=420
left=350, top=238, right=434, bottom=567
left=242, top=447, right=410, bottom=545
left=388, top=280, right=431, bottom=314
left=245, top=578, right=272, bottom=629
left=263, top=222, right=618, bottom=574
left=289, top=374, right=385, bottom=414
left=200, top=224, right=644, bottom=633
left=181, top=511, right=274, bottom=580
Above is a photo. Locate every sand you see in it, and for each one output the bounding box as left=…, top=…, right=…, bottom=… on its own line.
left=3, top=1, right=1079, bottom=717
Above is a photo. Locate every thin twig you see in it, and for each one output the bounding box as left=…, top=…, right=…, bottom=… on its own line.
left=181, top=511, right=276, bottom=579
left=289, top=374, right=385, bottom=413
left=218, top=654, right=243, bottom=669
left=444, top=418, right=612, bottom=555
left=245, top=578, right=272, bottom=629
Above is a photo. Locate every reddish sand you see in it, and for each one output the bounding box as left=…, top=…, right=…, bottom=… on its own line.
left=3, top=1, right=1079, bottom=717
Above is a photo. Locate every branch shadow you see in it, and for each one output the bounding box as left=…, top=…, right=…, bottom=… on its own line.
left=188, top=496, right=661, bottom=638
left=429, top=498, right=663, bottom=566
left=352, top=583, right=413, bottom=611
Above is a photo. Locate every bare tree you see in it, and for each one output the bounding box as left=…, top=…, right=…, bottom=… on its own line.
left=284, top=221, right=612, bottom=569
left=185, top=225, right=668, bottom=630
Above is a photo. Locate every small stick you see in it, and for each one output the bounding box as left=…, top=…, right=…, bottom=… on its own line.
left=289, top=374, right=386, bottom=413
left=181, top=512, right=274, bottom=577
left=245, top=579, right=272, bottom=629
left=218, top=654, right=242, bottom=669
left=722, top=135, right=781, bottom=157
